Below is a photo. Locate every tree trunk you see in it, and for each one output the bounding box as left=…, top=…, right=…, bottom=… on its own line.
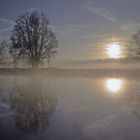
left=32, top=61, right=39, bottom=69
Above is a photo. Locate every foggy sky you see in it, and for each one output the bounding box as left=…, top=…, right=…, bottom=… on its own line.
left=0, top=0, right=140, bottom=63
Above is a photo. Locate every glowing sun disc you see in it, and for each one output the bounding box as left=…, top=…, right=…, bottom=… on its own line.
left=106, top=79, right=123, bottom=93
left=106, top=42, right=121, bottom=58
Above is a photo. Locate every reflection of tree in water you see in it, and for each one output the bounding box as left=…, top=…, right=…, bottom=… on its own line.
left=0, top=76, right=12, bottom=104
left=9, top=77, right=57, bottom=135
left=127, top=88, right=140, bottom=119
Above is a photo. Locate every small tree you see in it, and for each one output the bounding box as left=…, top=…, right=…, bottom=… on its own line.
left=0, top=41, right=9, bottom=66
left=128, top=30, right=140, bottom=58
left=10, top=11, right=58, bottom=68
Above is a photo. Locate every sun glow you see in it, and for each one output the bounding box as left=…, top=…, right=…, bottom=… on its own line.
left=106, top=78, right=123, bottom=93
left=106, top=42, right=121, bottom=59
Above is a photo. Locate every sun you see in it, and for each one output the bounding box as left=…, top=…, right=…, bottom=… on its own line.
left=106, top=79, right=123, bottom=93
left=106, top=42, right=121, bottom=59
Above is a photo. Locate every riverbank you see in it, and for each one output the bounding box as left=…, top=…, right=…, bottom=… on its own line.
left=0, top=68, right=140, bottom=79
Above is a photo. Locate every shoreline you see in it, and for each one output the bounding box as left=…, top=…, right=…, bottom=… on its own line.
left=0, top=68, right=139, bottom=79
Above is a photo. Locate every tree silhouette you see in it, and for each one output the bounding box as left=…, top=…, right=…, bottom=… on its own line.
left=0, top=41, right=9, bottom=66
left=128, top=30, right=140, bottom=58
left=9, top=11, right=58, bottom=68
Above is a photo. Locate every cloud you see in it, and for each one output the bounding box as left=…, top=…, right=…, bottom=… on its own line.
left=51, top=24, right=90, bottom=40
left=82, top=3, right=119, bottom=23
left=0, top=18, right=15, bottom=41
left=120, top=21, right=140, bottom=32
left=26, top=8, right=40, bottom=12
left=82, top=1, right=140, bottom=33
left=0, top=18, right=14, bottom=34
left=51, top=24, right=113, bottom=41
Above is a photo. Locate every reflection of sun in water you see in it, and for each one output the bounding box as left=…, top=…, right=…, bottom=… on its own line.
left=106, top=42, right=121, bottom=59
left=106, top=78, right=123, bottom=93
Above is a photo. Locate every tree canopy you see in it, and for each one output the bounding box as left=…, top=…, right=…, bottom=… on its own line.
left=9, top=11, right=58, bottom=68
left=128, top=30, right=140, bottom=58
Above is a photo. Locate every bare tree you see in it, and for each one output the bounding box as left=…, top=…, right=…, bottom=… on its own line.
left=128, top=30, right=140, bottom=58
left=9, top=11, right=58, bottom=68
left=0, top=41, right=9, bottom=66
left=9, top=45, right=20, bottom=68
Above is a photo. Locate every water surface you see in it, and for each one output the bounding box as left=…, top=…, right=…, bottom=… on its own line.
left=0, top=75, right=140, bottom=140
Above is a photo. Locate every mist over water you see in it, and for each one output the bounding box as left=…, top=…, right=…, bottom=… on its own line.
left=0, top=73, right=140, bottom=140
left=1, top=0, right=140, bottom=139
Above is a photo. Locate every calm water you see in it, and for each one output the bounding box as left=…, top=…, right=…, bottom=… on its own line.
left=0, top=75, right=140, bottom=140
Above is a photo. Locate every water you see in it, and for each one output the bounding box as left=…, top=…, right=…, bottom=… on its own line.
left=0, top=75, right=140, bottom=140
